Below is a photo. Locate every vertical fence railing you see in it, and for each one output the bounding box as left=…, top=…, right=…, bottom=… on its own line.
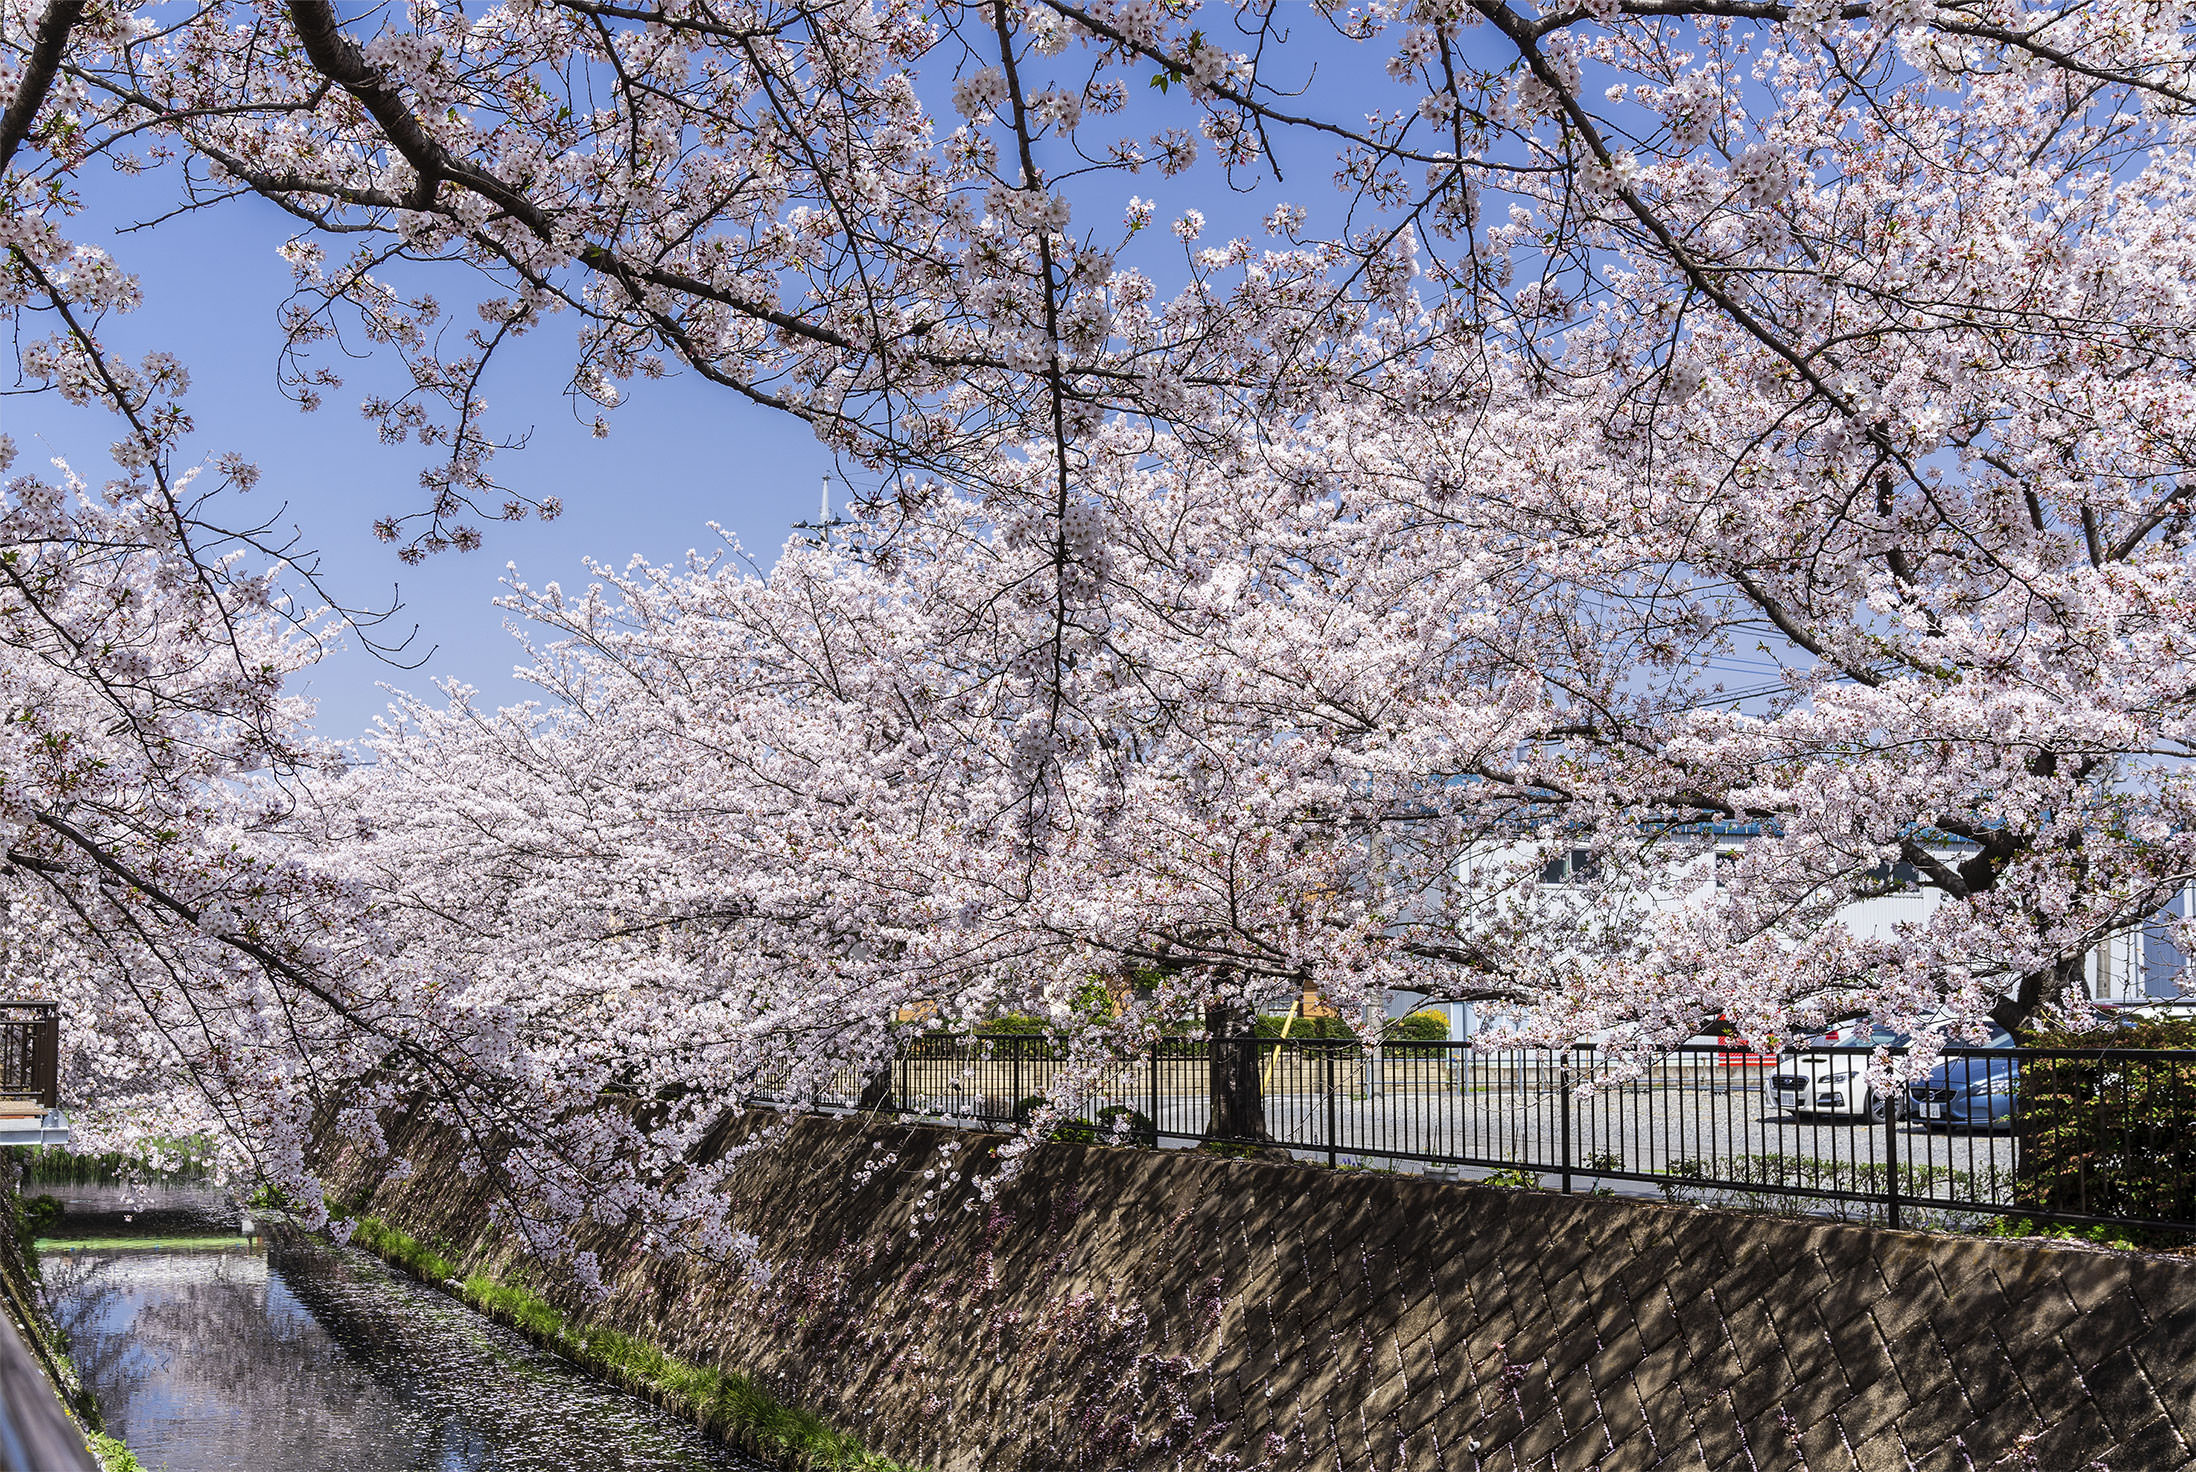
left=784, top=1035, right=2196, bottom=1235
left=0, top=1001, right=58, bottom=1109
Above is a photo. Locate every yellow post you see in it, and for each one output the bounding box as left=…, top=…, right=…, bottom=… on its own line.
left=1260, top=998, right=1301, bottom=1094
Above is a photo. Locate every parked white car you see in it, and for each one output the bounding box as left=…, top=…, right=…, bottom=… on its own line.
left=1766, top=1023, right=1910, bottom=1121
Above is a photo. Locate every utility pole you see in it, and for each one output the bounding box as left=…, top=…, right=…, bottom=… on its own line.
left=793, top=474, right=846, bottom=547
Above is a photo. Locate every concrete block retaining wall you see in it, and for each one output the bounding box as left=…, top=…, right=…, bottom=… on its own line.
left=328, top=1111, right=2196, bottom=1471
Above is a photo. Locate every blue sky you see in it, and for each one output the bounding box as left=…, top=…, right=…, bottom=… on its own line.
left=2, top=74, right=1300, bottom=742
left=0, top=16, right=1504, bottom=743
left=2, top=187, right=835, bottom=741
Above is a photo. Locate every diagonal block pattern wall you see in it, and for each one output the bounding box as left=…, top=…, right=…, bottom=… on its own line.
left=335, top=1110, right=2196, bottom=1472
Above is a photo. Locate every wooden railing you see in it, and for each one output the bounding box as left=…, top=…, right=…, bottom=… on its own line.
left=0, top=1002, right=59, bottom=1110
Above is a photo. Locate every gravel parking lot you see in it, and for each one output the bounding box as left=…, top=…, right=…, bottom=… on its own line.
left=873, top=1064, right=2024, bottom=1225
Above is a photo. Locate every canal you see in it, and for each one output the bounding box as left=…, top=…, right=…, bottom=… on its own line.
left=36, top=1184, right=764, bottom=1471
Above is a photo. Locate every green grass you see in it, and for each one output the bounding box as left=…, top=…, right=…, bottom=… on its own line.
left=14, top=1141, right=216, bottom=1186
left=37, top=1237, right=253, bottom=1252
left=88, top=1432, right=143, bottom=1472
left=347, top=1216, right=459, bottom=1282
left=1981, top=1217, right=2170, bottom=1251
left=340, top=1212, right=918, bottom=1471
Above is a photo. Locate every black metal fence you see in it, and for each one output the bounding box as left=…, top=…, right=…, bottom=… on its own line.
left=0, top=1001, right=58, bottom=1109
left=786, top=1036, right=2196, bottom=1236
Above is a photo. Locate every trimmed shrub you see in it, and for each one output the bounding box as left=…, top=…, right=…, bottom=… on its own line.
left=2013, top=1018, right=2196, bottom=1231
left=1387, top=1010, right=1451, bottom=1041
left=1385, top=1009, right=1452, bottom=1058
left=1253, top=1013, right=1357, bottom=1041
left=974, top=1013, right=1051, bottom=1036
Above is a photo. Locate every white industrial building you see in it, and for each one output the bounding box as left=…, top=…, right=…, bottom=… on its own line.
left=1394, top=828, right=2188, bottom=1037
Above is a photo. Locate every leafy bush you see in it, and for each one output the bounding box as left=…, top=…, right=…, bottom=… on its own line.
left=1983, top=1217, right=2145, bottom=1251
left=1384, top=1009, right=1452, bottom=1058
left=1480, top=1167, right=1542, bottom=1190
left=2012, top=1019, right=2196, bottom=1230
left=0, top=1191, right=55, bottom=1276
left=1387, top=1010, right=1451, bottom=1041
left=1253, top=1012, right=1357, bottom=1041
left=89, top=1433, right=143, bottom=1472
left=1196, top=1141, right=1275, bottom=1159
left=974, top=1013, right=1051, bottom=1036
left=1023, top=1102, right=1155, bottom=1146
left=18, top=1193, right=58, bottom=1247
left=1092, top=1104, right=1156, bottom=1147
left=1069, top=980, right=1118, bottom=1022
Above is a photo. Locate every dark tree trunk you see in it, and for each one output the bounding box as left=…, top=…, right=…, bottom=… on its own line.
left=1990, top=951, right=2093, bottom=1189
left=1204, top=1000, right=1269, bottom=1142
left=857, top=1062, right=894, bottom=1112
left=1989, top=951, right=2089, bottom=1038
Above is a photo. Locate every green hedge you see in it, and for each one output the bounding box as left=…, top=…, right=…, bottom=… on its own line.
left=1387, top=1010, right=1451, bottom=1041
left=2013, top=1018, right=2196, bottom=1228
left=973, top=1014, right=1051, bottom=1036
left=1385, top=1010, right=1452, bottom=1058
left=1252, top=1013, right=1357, bottom=1042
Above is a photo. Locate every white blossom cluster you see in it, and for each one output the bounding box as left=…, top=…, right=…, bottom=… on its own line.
left=0, top=0, right=2190, bottom=1267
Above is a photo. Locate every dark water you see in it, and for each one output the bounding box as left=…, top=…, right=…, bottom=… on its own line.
left=38, top=1186, right=762, bottom=1472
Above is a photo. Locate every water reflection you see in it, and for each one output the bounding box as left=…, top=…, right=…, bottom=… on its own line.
left=41, top=1188, right=759, bottom=1472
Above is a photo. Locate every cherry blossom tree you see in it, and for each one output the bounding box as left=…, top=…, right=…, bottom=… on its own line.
left=6, top=0, right=2196, bottom=1229
left=0, top=409, right=370, bottom=1203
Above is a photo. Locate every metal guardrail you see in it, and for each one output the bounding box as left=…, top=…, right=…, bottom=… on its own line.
left=0, top=1003, right=58, bottom=1110
left=775, top=1037, right=2196, bottom=1236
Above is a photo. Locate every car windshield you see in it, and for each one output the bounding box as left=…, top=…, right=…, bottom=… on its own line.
left=1802, top=1022, right=2015, bottom=1049
left=1803, top=1024, right=1906, bottom=1047
left=1919, top=1025, right=2013, bottom=1048
left=1927, top=1052, right=2017, bottom=1081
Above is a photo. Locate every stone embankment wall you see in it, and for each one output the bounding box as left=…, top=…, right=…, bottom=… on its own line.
left=328, top=1111, right=2196, bottom=1472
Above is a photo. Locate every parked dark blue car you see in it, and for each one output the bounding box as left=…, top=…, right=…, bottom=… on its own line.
left=1905, top=1030, right=2016, bottom=1130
